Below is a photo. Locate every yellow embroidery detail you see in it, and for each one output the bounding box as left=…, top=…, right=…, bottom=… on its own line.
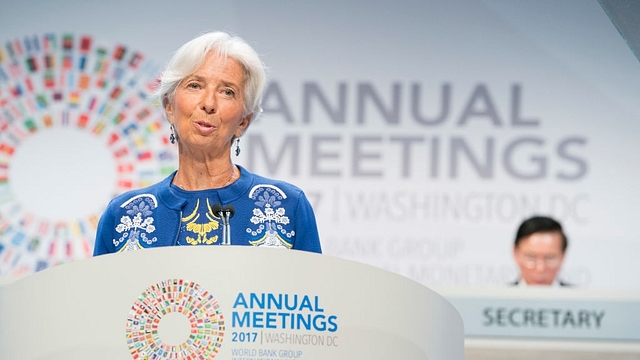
left=181, top=198, right=220, bottom=245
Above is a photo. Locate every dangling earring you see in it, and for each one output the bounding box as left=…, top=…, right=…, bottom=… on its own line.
left=235, top=137, right=241, bottom=156
left=169, top=125, right=176, bottom=144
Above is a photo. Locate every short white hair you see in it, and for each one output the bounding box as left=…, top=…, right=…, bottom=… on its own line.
left=157, top=31, right=266, bottom=119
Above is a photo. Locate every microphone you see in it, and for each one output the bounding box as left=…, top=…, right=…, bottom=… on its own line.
left=223, top=204, right=235, bottom=219
left=213, top=203, right=234, bottom=245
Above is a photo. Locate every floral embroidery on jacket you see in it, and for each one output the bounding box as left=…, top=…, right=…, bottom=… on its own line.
left=247, top=185, right=293, bottom=248
left=114, top=195, right=158, bottom=252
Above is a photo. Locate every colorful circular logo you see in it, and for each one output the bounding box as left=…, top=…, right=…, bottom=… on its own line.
left=0, top=33, right=177, bottom=277
left=126, top=279, right=225, bottom=359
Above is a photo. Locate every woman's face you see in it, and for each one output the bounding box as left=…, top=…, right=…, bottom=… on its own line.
left=165, top=52, right=251, bottom=155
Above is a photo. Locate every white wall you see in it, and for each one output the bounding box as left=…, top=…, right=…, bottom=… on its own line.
left=1, top=0, right=639, bottom=289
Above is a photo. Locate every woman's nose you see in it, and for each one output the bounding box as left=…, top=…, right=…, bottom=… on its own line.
left=201, top=91, right=217, bottom=114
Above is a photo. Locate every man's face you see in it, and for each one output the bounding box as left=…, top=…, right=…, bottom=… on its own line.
left=513, top=231, right=565, bottom=285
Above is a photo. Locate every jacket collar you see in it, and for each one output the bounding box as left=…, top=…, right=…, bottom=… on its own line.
left=157, top=165, right=254, bottom=209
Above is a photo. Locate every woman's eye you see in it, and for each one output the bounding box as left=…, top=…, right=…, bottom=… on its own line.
left=224, top=89, right=235, bottom=96
left=187, top=82, right=200, bottom=89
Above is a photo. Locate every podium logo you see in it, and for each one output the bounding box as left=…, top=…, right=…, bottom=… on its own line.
left=126, top=278, right=225, bottom=359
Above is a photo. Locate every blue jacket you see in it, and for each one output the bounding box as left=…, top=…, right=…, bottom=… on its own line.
left=93, top=165, right=322, bottom=255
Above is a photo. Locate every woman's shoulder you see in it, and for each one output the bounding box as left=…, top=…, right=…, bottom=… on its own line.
left=107, top=173, right=174, bottom=207
left=242, top=168, right=306, bottom=204
left=240, top=166, right=306, bottom=198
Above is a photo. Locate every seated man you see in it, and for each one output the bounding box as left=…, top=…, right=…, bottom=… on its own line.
left=511, top=216, right=570, bottom=286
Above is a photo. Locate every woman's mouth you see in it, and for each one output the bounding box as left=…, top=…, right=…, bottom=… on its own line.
left=194, top=121, right=215, bottom=134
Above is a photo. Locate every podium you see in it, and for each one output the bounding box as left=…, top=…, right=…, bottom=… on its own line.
left=0, top=247, right=464, bottom=360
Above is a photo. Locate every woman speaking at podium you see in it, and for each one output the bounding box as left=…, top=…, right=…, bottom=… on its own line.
left=93, top=31, right=321, bottom=255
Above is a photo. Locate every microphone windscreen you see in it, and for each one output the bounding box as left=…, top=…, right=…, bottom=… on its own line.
left=224, top=204, right=235, bottom=218
left=211, top=203, right=223, bottom=215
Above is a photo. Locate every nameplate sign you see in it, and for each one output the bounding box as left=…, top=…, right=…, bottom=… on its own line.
left=440, top=288, right=640, bottom=341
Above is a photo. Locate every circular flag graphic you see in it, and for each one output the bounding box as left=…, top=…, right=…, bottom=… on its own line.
left=0, top=33, right=177, bottom=277
left=126, top=279, right=225, bottom=359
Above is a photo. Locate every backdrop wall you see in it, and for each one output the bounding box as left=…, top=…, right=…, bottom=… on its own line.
left=1, top=0, right=639, bottom=289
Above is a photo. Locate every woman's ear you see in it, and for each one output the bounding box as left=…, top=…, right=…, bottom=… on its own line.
left=164, top=97, right=174, bottom=122
left=236, top=112, right=254, bottom=136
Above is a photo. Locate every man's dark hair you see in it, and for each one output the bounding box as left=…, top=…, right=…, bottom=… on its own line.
left=514, top=216, right=568, bottom=252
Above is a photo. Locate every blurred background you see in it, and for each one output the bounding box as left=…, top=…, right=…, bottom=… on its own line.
left=1, top=1, right=639, bottom=358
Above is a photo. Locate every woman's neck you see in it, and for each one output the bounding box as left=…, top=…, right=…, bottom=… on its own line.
left=172, top=161, right=238, bottom=190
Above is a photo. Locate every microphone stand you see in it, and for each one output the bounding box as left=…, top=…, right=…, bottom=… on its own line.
left=213, top=204, right=235, bottom=245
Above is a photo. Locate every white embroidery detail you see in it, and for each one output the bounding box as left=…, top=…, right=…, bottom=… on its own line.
left=113, top=195, right=158, bottom=251
left=247, top=185, right=292, bottom=249
left=248, top=184, right=287, bottom=199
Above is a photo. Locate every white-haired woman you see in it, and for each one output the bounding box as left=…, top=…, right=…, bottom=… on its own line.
left=94, top=32, right=321, bottom=255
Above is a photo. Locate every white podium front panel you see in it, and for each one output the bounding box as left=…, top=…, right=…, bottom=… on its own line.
left=0, top=247, right=463, bottom=360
